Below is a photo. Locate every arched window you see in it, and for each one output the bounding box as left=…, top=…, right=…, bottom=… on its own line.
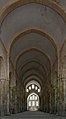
left=26, top=80, right=41, bottom=93
left=27, top=93, right=39, bottom=111
left=26, top=80, right=41, bottom=111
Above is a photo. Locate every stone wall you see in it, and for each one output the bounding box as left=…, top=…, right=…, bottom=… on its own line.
left=9, top=62, right=26, bottom=114
left=51, top=60, right=58, bottom=114
left=0, top=37, right=66, bottom=116
left=43, top=72, right=51, bottom=113
left=42, top=58, right=63, bottom=115
left=60, top=41, right=66, bottom=115
left=0, top=39, right=8, bottom=116
left=9, top=59, right=20, bottom=114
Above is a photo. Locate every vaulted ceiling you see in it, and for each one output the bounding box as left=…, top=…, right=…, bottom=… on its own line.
left=0, top=0, right=66, bottom=85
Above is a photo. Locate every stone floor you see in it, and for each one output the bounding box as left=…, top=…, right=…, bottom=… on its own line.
left=0, top=111, right=66, bottom=119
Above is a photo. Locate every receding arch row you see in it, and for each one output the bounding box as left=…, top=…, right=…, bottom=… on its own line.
left=16, top=50, right=51, bottom=77
left=22, top=67, right=46, bottom=81
left=23, top=73, right=47, bottom=90
left=23, top=74, right=44, bottom=87
left=18, top=59, right=50, bottom=77
left=8, top=28, right=57, bottom=53
left=19, top=60, right=48, bottom=80
left=19, top=63, right=47, bottom=83
left=26, top=79, right=41, bottom=90
left=8, top=28, right=58, bottom=59
left=24, top=75, right=43, bottom=89
left=0, top=0, right=66, bottom=26
left=15, top=47, right=51, bottom=68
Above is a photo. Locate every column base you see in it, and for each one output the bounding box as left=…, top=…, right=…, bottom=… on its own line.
left=62, top=111, right=66, bottom=116
left=5, top=112, right=11, bottom=116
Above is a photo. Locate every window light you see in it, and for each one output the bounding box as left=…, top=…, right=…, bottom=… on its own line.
left=35, top=86, right=38, bottom=90
left=26, top=89, right=28, bottom=92
left=36, top=101, right=39, bottom=106
left=29, top=101, right=31, bottom=106
left=29, top=86, right=31, bottom=90
left=38, top=89, right=40, bottom=92
left=32, top=84, right=34, bottom=89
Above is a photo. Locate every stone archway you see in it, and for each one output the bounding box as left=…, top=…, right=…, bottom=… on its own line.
left=27, top=93, right=40, bottom=111
left=25, top=80, right=41, bottom=111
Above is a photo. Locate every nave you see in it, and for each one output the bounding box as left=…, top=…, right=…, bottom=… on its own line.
left=0, top=111, right=66, bottom=119
left=0, top=0, right=66, bottom=117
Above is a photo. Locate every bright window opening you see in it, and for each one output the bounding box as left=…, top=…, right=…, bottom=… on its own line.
left=26, top=89, right=28, bottom=92
left=32, top=84, right=34, bottom=89
left=29, top=86, right=31, bottom=90
left=29, top=101, right=31, bottom=106
left=27, top=93, right=39, bottom=111
left=35, top=86, right=38, bottom=90
left=36, top=101, right=39, bottom=106
left=38, top=89, right=40, bottom=92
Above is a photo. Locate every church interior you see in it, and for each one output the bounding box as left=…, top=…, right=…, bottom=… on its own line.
left=0, top=0, right=66, bottom=118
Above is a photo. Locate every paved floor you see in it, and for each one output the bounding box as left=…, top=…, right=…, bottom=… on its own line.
left=0, top=111, right=66, bottom=119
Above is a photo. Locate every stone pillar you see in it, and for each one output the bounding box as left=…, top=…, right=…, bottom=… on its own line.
left=56, top=76, right=60, bottom=115
left=6, top=80, right=10, bottom=115
left=0, top=80, right=4, bottom=116
left=44, top=95, right=46, bottom=112
left=0, top=79, right=8, bottom=116
left=15, top=87, right=17, bottom=113
left=13, top=87, right=17, bottom=114
left=63, top=79, right=66, bottom=115
left=58, top=75, right=63, bottom=115
left=43, top=95, right=45, bottom=112
left=62, top=59, right=66, bottom=116
left=9, top=86, right=13, bottom=114
left=49, top=91, right=52, bottom=113
left=6, top=53, right=10, bottom=115
left=54, top=87, right=57, bottom=114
